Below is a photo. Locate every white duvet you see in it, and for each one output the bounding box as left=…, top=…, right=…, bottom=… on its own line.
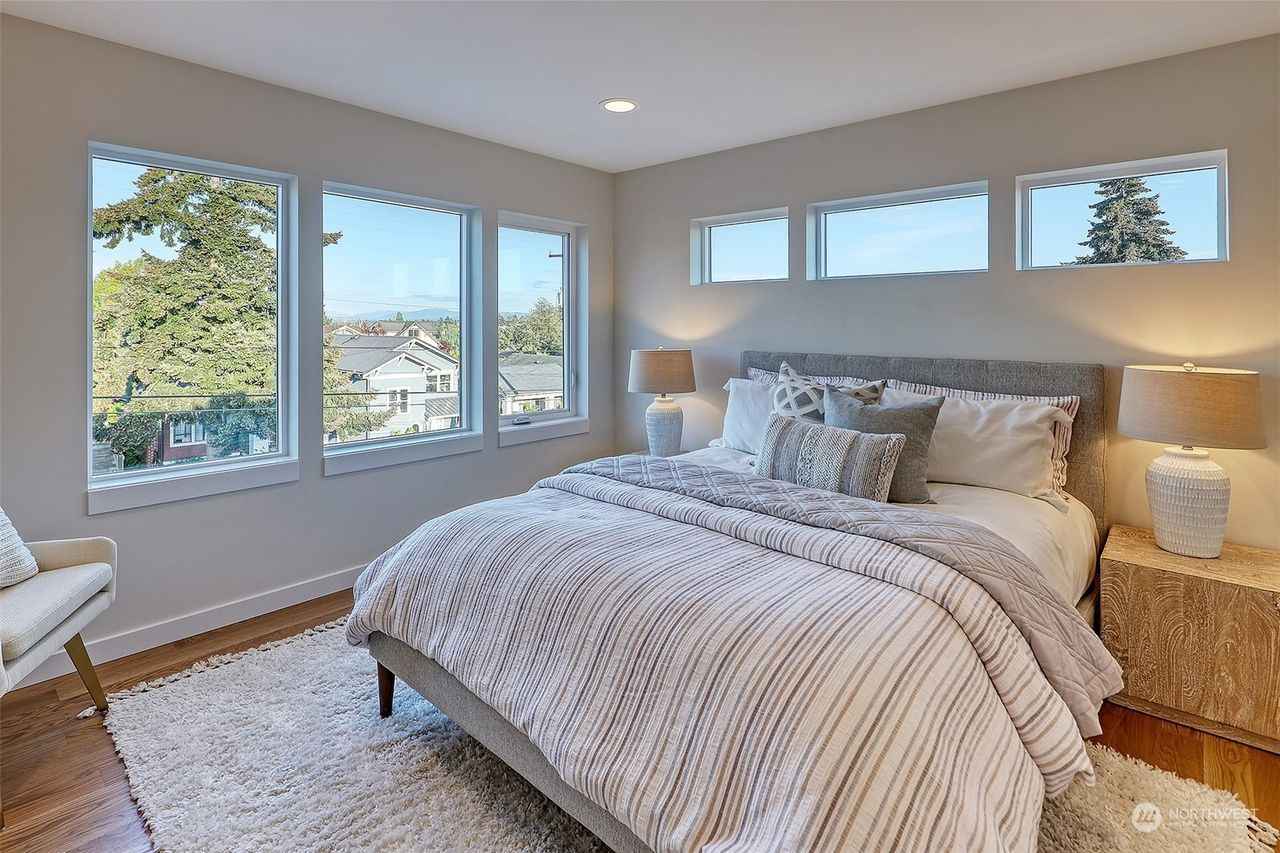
left=683, top=444, right=1098, bottom=608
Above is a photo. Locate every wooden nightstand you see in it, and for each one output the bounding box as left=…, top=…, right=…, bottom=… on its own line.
left=1101, top=524, right=1280, bottom=754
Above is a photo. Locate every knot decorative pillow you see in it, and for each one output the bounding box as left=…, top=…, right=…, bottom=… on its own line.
left=0, top=506, right=39, bottom=589
left=756, top=413, right=905, bottom=501
left=771, top=361, right=885, bottom=421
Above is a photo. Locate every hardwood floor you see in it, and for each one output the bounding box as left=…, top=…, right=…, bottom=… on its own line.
left=2, top=589, right=1276, bottom=852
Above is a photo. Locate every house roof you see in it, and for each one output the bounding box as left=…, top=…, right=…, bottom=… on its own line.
left=333, top=334, right=457, bottom=376
left=424, top=396, right=460, bottom=420
left=498, top=352, right=563, bottom=396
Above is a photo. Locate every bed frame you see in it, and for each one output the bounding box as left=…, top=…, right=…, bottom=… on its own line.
left=369, top=351, right=1108, bottom=853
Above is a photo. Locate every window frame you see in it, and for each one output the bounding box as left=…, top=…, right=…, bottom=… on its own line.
left=86, top=143, right=299, bottom=515
left=807, top=182, right=989, bottom=281
left=497, top=211, right=589, bottom=446
left=320, top=182, right=483, bottom=476
left=689, top=207, right=789, bottom=286
left=1016, top=150, right=1228, bottom=271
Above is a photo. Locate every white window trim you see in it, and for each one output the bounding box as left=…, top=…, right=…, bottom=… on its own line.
left=689, top=207, right=789, bottom=286
left=496, top=211, right=589, bottom=445
left=807, top=182, right=988, bottom=281
left=321, top=181, right=483, bottom=477
left=1016, top=150, right=1228, bottom=270
left=86, top=142, right=299, bottom=514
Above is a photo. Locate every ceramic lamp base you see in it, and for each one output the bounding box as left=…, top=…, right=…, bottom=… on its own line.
left=644, top=395, right=684, bottom=457
left=1146, top=447, right=1230, bottom=558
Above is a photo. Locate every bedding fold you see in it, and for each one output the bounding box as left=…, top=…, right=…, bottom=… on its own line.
left=347, top=455, right=1123, bottom=852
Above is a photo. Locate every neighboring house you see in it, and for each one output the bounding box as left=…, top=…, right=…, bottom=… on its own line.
left=329, top=334, right=460, bottom=442
left=498, top=352, right=565, bottom=415
left=374, top=319, right=441, bottom=345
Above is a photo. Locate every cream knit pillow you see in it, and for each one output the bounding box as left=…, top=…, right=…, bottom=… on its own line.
left=0, top=507, right=39, bottom=589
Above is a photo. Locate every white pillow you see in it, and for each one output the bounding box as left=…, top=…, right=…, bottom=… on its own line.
left=721, top=378, right=777, bottom=455
left=880, top=387, right=1070, bottom=510
left=0, top=506, right=39, bottom=589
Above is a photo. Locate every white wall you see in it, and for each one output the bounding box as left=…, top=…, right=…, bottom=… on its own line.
left=614, top=36, right=1280, bottom=550
left=0, top=17, right=615, bottom=683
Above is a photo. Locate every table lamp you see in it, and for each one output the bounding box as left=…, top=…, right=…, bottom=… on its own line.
left=629, top=348, right=696, bottom=457
left=1118, top=363, right=1266, bottom=558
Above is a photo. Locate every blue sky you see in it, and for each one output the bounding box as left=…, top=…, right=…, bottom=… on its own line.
left=93, top=160, right=558, bottom=321
left=1029, top=167, right=1219, bottom=266
left=322, top=192, right=462, bottom=318
left=825, top=194, right=987, bottom=276
left=498, top=226, right=564, bottom=315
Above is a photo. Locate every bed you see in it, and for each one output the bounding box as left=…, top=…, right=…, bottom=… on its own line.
left=347, top=351, right=1122, bottom=853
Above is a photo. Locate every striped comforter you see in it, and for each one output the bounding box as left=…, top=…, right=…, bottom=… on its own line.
left=347, top=456, right=1123, bottom=852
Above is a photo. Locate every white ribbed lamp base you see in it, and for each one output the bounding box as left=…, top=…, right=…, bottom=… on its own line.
left=1146, top=447, right=1230, bottom=558
left=644, top=395, right=684, bottom=457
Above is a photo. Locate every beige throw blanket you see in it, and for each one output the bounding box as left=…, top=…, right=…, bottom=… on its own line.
left=348, top=456, right=1123, bottom=852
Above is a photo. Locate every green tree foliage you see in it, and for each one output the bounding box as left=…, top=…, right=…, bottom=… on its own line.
left=497, top=298, right=563, bottom=356
left=1073, top=177, right=1188, bottom=265
left=430, top=317, right=461, bottom=356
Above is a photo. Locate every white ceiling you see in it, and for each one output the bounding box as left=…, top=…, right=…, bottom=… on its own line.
left=4, top=1, right=1278, bottom=172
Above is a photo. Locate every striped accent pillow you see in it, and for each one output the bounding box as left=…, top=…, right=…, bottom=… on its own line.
left=887, top=379, right=1080, bottom=493
left=756, top=414, right=904, bottom=501
left=0, top=507, right=38, bottom=589
left=747, top=366, right=874, bottom=387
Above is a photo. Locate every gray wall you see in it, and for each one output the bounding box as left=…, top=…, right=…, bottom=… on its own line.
left=0, top=17, right=614, bottom=679
left=614, top=36, right=1280, bottom=549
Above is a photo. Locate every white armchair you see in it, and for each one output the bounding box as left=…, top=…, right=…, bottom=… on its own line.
left=0, top=536, right=116, bottom=828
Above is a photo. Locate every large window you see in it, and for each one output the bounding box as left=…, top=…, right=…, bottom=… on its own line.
left=90, top=148, right=291, bottom=494
left=1018, top=151, right=1227, bottom=269
left=321, top=186, right=466, bottom=450
left=498, top=220, right=572, bottom=422
left=809, top=183, right=988, bottom=279
left=690, top=208, right=789, bottom=284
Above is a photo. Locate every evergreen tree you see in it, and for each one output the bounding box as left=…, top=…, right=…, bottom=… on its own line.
left=1072, top=177, right=1187, bottom=265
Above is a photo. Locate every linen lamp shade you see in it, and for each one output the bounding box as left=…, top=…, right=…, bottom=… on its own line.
left=628, top=349, right=696, bottom=395
left=1118, top=364, right=1265, bottom=449
left=1117, top=363, right=1267, bottom=558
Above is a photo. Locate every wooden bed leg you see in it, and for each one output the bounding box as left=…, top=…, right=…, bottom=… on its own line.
left=377, top=663, right=394, bottom=718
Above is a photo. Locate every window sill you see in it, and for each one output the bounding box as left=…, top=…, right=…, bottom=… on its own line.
left=498, top=415, right=589, bottom=447
left=88, top=456, right=299, bottom=515
left=324, top=430, right=483, bottom=476
left=692, top=277, right=787, bottom=287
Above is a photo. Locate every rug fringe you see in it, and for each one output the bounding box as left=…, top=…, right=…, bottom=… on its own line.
left=1250, top=813, right=1280, bottom=852
left=106, top=617, right=349, bottom=700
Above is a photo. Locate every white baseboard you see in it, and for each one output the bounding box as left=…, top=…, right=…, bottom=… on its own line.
left=16, top=563, right=365, bottom=689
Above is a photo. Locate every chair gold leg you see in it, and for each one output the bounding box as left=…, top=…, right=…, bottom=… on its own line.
left=64, top=634, right=107, bottom=711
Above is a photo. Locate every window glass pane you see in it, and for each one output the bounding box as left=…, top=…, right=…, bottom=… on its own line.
left=823, top=194, right=987, bottom=277
left=498, top=226, right=568, bottom=418
left=322, top=192, right=463, bottom=445
left=1029, top=167, right=1219, bottom=267
left=707, top=217, right=787, bottom=282
left=91, top=156, right=281, bottom=478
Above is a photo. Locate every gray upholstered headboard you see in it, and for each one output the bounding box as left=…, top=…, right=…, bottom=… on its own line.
left=741, top=351, right=1107, bottom=532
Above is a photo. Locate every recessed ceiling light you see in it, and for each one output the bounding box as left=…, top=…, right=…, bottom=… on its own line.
left=600, top=98, right=637, bottom=114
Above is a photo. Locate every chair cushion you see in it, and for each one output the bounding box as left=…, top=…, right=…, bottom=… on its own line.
left=0, top=562, right=113, bottom=660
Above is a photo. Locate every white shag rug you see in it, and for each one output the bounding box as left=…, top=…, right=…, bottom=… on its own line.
left=102, top=621, right=1277, bottom=853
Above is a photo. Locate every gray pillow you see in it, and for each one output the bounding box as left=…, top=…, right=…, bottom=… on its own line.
left=823, top=388, right=944, bottom=504
left=756, top=414, right=904, bottom=501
